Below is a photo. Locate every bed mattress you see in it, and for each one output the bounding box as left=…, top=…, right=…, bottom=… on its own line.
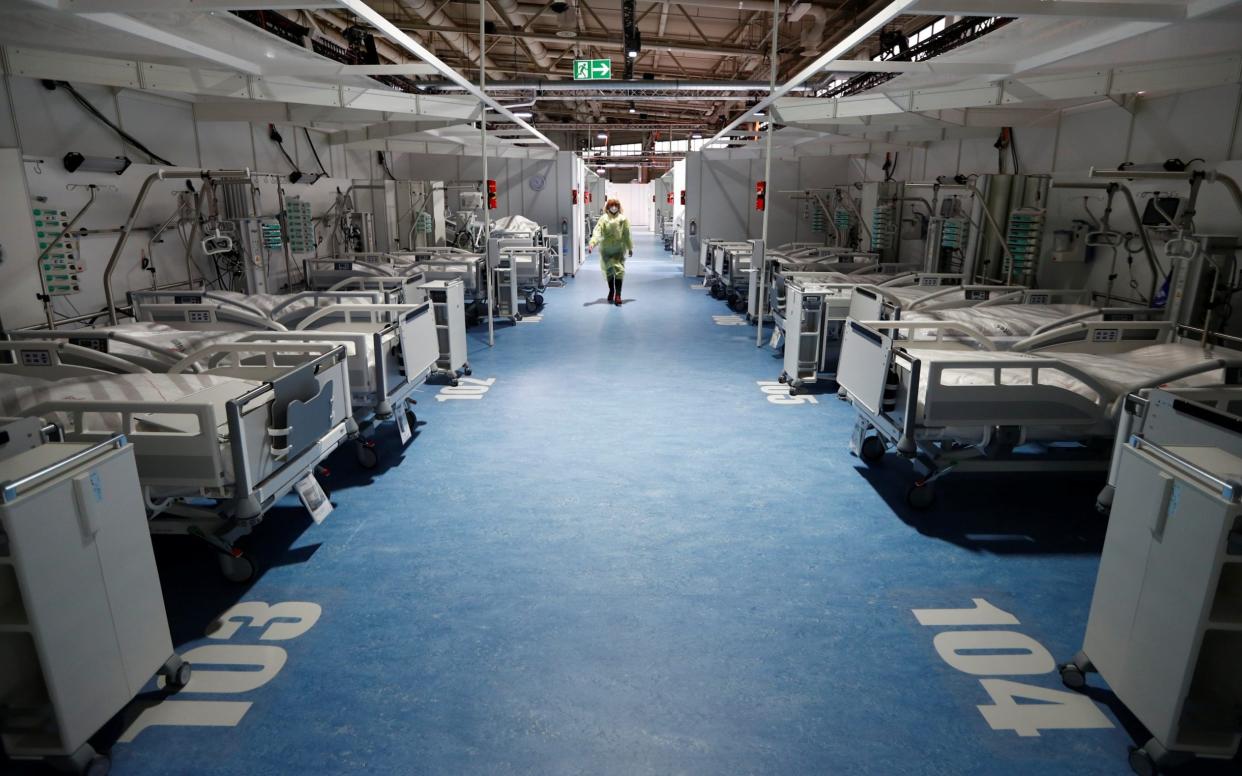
left=0, top=373, right=259, bottom=433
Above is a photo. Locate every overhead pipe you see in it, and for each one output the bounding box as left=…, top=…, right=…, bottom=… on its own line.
left=394, top=0, right=499, bottom=74
left=493, top=0, right=557, bottom=73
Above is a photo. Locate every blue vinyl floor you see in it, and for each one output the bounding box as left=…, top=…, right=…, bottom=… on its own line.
left=34, top=232, right=1240, bottom=774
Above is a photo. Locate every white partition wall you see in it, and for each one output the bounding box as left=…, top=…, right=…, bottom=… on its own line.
left=604, top=182, right=653, bottom=229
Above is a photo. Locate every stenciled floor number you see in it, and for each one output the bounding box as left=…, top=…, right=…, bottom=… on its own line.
left=713, top=314, right=747, bottom=326
left=435, top=376, right=496, bottom=402
left=757, top=380, right=818, bottom=405
left=912, top=598, right=1113, bottom=737
left=120, top=601, right=322, bottom=742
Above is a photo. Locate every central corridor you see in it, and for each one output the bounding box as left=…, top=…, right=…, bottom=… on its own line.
left=104, top=231, right=1196, bottom=776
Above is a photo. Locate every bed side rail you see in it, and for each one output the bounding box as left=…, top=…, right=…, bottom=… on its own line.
left=267, top=290, right=385, bottom=322
left=132, top=302, right=287, bottom=332
left=294, top=303, right=428, bottom=331
left=1029, top=306, right=1166, bottom=337
left=879, top=272, right=965, bottom=288
left=0, top=340, right=152, bottom=377
left=7, top=329, right=184, bottom=367
left=1014, top=320, right=1175, bottom=353
left=907, top=284, right=1026, bottom=312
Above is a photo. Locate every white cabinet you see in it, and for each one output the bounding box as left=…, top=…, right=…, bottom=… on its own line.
left=422, top=279, right=469, bottom=378
left=0, top=437, right=187, bottom=774
left=1067, top=438, right=1242, bottom=774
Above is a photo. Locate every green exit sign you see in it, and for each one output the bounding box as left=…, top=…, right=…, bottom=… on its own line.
left=574, top=59, right=612, bottom=80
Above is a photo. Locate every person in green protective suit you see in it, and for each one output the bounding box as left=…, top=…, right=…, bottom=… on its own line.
left=587, top=197, right=633, bottom=306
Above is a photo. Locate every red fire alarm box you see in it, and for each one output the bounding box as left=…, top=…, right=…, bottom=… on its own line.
left=572, top=189, right=578, bottom=204
left=755, top=180, right=766, bottom=211
left=667, top=192, right=674, bottom=205
left=486, top=179, right=498, bottom=210
left=680, top=190, right=686, bottom=205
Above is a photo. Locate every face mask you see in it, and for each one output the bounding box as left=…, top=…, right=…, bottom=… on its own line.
left=608, top=207, right=619, bottom=215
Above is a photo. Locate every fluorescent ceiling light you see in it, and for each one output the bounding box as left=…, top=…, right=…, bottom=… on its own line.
left=597, top=132, right=608, bottom=139
left=513, top=111, right=534, bottom=118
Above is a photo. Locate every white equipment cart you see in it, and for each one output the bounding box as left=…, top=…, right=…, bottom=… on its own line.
left=0, top=427, right=189, bottom=775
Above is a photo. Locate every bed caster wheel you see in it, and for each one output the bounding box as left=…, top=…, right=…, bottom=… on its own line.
left=906, top=482, right=936, bottom=509
left=514, top=313, right=523, bottom=322
left=778, top=373, right=787, bottom=384
left=161, top=655, right=192, bottom=690
left=219, top=554, right=255, bottom=584
left=1128, top=748, right=1159, bottom=776
left=450, top=377, right=460, bottom=387
left=859, top=435, right=886, bottom=464
left=355, top=442, right=379, bottom=469
left=1059, top=663, right=1087, bottom=690
left=463, top=365, right=472, bottom=376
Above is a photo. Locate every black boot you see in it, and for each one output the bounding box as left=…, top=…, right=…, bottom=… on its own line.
left=614, top=278, right=624, bottom=306
left=606, top=275, right=616, bottom=303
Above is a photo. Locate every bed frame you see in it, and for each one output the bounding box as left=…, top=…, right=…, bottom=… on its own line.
left=837, top=319, right=1242, bottom=507
left=124, top=292, right=437, bottom=462
left=779, top=273, right=987, bottom=393
left=0, top=340, right=352, bottom=577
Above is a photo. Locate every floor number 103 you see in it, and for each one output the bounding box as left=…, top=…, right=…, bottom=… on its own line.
left=912, top=598, right=1114, bottom=737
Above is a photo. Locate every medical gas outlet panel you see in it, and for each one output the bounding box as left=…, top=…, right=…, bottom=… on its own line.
left=33, top=207, right=82, bottom=296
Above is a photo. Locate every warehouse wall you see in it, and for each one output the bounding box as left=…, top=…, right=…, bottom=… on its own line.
left=0, top=77, right=385, bottom=328
left=844, top=83, right=1242, bottom=300
left=399, top=152, right=572, bottom=236
left=683, top=152, right=853, bottom=259
left=0, top=75, right=566, bottom=329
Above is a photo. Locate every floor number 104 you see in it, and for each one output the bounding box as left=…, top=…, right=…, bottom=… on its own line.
left=912, top=598, right=1113, bottom=737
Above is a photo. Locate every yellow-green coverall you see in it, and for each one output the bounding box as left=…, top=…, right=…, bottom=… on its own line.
left=589, top=212, right=633, bottom=279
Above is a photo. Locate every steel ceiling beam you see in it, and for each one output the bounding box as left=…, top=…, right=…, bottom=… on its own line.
left=336, top=0, right=557, bottom=148
left=393, top=21, right=768, bottom=57
left=706, top=0, right=920, bottom=147
left=904, top=0, right=1189, bottom=21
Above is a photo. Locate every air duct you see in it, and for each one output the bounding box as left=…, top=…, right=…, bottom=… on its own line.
left=395, top=0, right=497, bottom=71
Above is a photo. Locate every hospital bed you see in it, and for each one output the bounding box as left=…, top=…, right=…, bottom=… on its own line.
left=487, top=237, right=549, bottom=320
left=779, top=273, right=1012, bottom=393
left=0, top=338, right=352, bottom=580
left=752, top=246, right=883, bottom=316
left=837, top=318, right=1242, bottom=507
left=698, top=240, right=755, bottom=307
left=121, top=288, right=438, bottom=466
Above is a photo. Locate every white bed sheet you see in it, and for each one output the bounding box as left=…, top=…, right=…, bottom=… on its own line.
left=0, top=373, right=258, bottom=433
